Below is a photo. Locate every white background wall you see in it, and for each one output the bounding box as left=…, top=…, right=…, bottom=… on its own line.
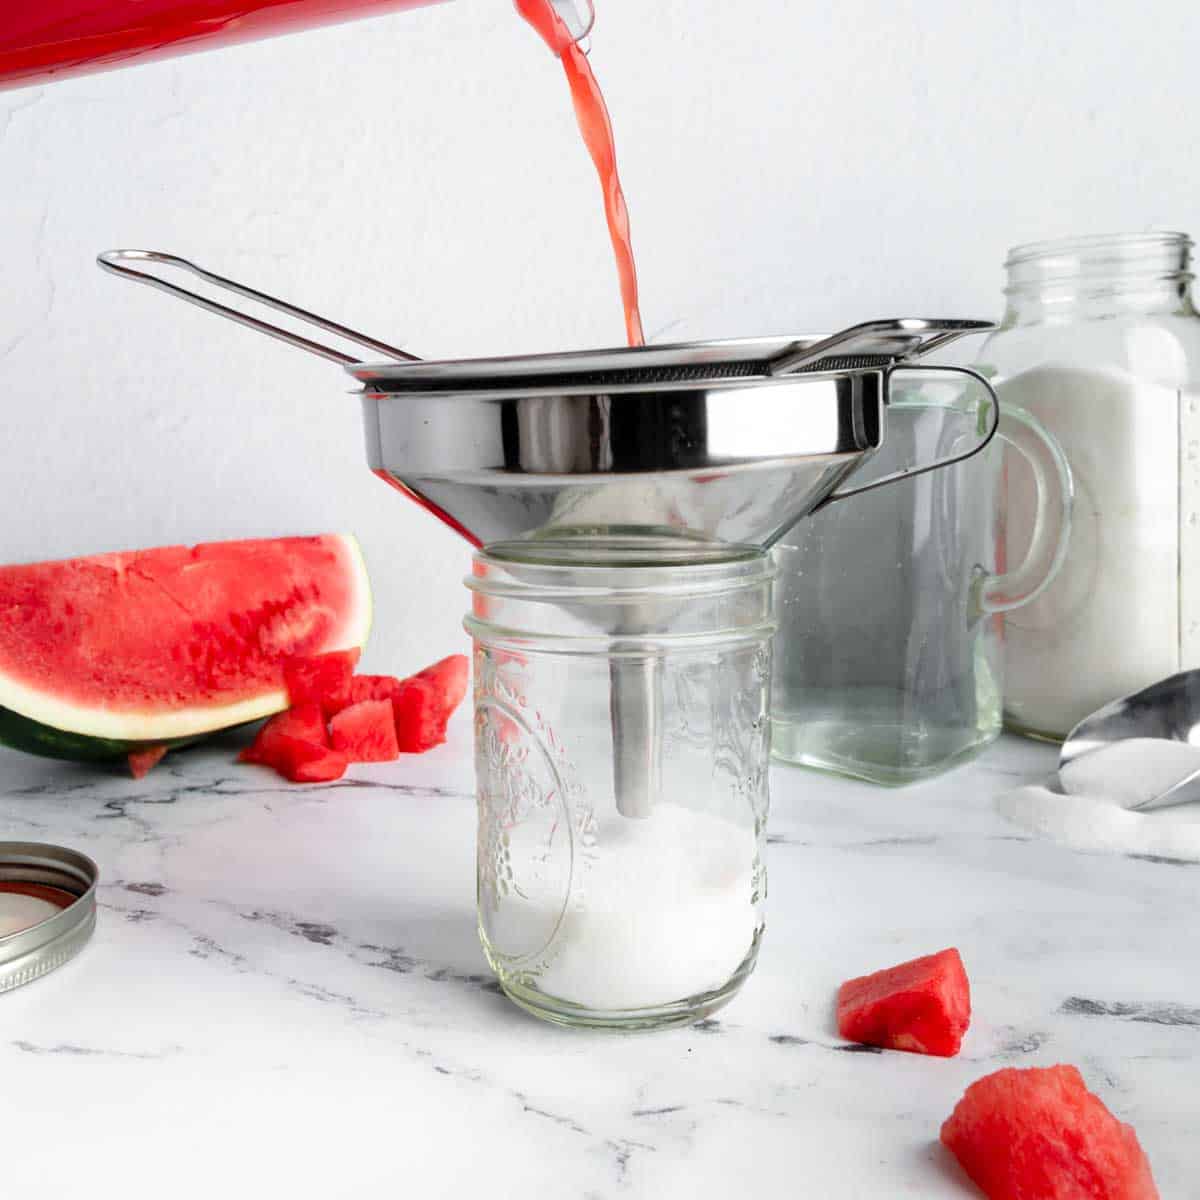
left=2, top=0, right=1196, bottom=669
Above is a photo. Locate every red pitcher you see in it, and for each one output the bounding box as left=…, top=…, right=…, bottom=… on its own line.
left=0, top=0, right=593, bottom=91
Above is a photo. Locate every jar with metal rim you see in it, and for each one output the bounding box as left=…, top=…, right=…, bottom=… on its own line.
left=465, top=538, right=775, bottom=1031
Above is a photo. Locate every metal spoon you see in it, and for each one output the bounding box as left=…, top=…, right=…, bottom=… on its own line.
left=1060, top=669, right=1200, bottom=811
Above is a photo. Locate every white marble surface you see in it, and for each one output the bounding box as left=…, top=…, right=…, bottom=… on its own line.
left=0, top=729, right=1195, bottom=1197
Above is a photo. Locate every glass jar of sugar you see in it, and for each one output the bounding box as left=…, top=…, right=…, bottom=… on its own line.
left=465, top=539, right=775, bottom=1030
left=976, top=232, right=1200, bottom=740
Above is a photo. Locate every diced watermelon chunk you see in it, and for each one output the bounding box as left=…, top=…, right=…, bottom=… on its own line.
left=837, top=947, right=971, bottom=1056
left=264, top=734, right=347, bottom=783
left=330, top=699, right=400, bottom=763
left=283, top=649, right=361, bottom=716
left=240, top=703, right=329, bottom=766
left=414, top=654, right=469, bottom=719
left=941, top=1065, right=1159, bottom=1199
left=391, top=677, right=450, bottom=753
left=127, top=745, right=168, bottom=779
left=334, top=655, right=469, bottom=751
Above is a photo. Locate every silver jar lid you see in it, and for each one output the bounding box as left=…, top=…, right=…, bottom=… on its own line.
left=0, top=842, right=98, bottom=994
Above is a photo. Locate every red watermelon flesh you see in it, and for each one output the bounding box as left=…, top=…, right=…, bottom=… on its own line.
left=239, top=703, right=329, bottom=765
left=264, top=735, right=347, bottom=784
left=940, top=1065, right=1159, bottom=1199
left=345, top=675, right=453, bottom=752
left=332, top=655, right=469, bottom=752
left=343, top=674, right=406, bottom=709
left=284, top=649, right=361, bottom=716
left=837, top=947, right=970, bottom=1056
left=0, top=535, right=371, bottom=745
left=414, top=655, right=469, bottom=720
left=127, top=745, right=168, bottom=779
left=392, top=677, right=453, bottom=752
left=330, top=699, right=399, bottom=762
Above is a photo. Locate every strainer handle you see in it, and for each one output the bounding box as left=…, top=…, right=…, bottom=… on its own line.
left=96, top=249, right=419, bottom=366
left=815, top=364, right=1000, bottom=508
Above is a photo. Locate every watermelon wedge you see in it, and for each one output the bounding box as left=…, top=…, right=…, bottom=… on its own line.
left=837, top=947, right=971, bottom=1056
left=0, top=535, right=371, bottom=762
left=941, top=1065, right=1159, bottom=1198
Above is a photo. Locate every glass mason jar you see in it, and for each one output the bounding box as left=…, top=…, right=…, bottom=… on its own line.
left=770, top=381, right=1071, bottom=784
left=976, top=232, right=1200, bottom=740
left=465, top=540, right=775, bottom=1031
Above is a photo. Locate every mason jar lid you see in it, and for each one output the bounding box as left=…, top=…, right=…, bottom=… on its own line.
left=0, top=842, right=98, bottom=994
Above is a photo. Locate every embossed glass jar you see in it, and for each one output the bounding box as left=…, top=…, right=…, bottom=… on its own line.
left=465, top=539, right=776, bottom=1030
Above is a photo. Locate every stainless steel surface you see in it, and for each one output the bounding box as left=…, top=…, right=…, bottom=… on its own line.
left=609, top=657, right=662, bottom=818
left=0, top=842, right=98, bottom=993
left=364, top=366, right=999, bottom=546
left=367, top=371, right=887, bottom=547
left=763, top=318, right=992, bottom=377
left=352, top=319, right=993, bottom=388
left=96, top=250, right=418, bottom=365
left=1061, top=670, right=1200, bottom=811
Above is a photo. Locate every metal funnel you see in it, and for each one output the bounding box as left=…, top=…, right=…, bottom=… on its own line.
left=356, top=324, right=997, bottom=550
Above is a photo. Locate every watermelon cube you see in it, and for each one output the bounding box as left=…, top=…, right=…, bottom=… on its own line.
left=414, top=654, right=470, bottom=720
left=283, top=649, right=361, bottom=716
left=336, top=655, right=469, bottom=752
left=941, top=1065, right=1159, bottom=1199
left=837, top=947, right=971, bottom=1056
left=330, top=699, right=400, bottom=763
left=265, top=734, right=348, bottom=783
left=391, top=676, right=451, bottom=752
left=239, top=703, right=346, bottom=780
left=240, top=703, right=329, bottom=764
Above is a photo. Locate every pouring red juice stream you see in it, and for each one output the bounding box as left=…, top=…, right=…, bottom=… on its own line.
left=514, top=0, right=645, bottom=346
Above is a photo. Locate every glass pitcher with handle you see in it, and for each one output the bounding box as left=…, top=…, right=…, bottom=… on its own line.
left=771, top=375, right=1073, bottom=785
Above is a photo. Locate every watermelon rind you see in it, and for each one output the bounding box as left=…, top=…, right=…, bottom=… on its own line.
left=0, top=706, right=212, bottom=763
left=0, top=534, right=372, bottom=760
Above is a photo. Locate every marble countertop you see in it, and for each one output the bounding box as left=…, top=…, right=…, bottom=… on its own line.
left=1, top=728, right=1194, bottom=1197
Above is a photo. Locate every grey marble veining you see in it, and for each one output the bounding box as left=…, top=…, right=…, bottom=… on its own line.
left=0, top=728, right=1195, bottom=1197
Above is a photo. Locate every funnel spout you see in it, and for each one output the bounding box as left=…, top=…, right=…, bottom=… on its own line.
left=610, top=656, right=662, bottom=819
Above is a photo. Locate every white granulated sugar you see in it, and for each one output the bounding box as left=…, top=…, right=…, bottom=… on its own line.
left=1059, top=738, right=1200, bottom=808
left=533, top=804, right=757, bottom=1011
left=996, top=740, right=1200, bottom=863
left=996, top=785, right=1146, bottom=854
left=999, top=366, right=1192, bottom=737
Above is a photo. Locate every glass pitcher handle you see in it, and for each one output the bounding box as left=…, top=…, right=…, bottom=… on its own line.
left=980, top=404, right=1074, bottom=613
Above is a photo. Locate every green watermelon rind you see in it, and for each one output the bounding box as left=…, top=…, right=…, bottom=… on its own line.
left=0, top=704, right=210, bottom=762
left=0, top=533, right=372, bottom=763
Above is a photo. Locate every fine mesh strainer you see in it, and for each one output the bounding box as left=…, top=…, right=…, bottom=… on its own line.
left=97, top=249, right=998, bottom=817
